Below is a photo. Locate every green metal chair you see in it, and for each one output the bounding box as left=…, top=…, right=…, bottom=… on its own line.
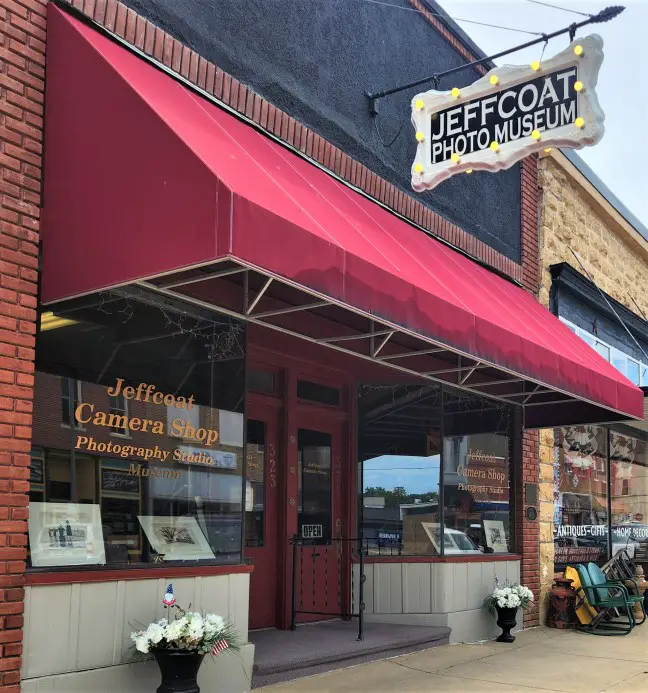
left=573, top=563, right=636, bottom=635
left=588, top=562, right=646, bottom=626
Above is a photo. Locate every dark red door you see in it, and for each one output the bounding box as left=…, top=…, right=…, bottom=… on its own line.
left=246, top=401, right=279, bottom=630
left=293, top=412, right=346, bottom=622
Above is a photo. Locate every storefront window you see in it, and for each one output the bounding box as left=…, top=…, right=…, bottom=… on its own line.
left=443, top=391, right=512, bottom=554
left=28, top=289, right=246, bottom=569
left=359, top=385, right=442, bottom=556
left=358, top=384, right=514, bottom=556
left=553, top=426, right=609, bottom=570
left=610, top=431, right=648, bottom=570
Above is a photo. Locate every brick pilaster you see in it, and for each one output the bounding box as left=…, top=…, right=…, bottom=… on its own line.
left=519, top=155, right=541, bottom=626
left=0, top=0, right=46, bottom=689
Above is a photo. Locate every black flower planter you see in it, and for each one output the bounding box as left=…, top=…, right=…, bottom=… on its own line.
left=495, top=606, right=518, bottom=643
left=153, top=649, right=205, bottom=693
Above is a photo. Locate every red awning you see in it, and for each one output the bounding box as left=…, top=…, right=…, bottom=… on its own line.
left=41, top=6, right=644, bottom=427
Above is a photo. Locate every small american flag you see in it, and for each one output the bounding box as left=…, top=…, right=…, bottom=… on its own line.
left=211, top=639, right=229, bottom=656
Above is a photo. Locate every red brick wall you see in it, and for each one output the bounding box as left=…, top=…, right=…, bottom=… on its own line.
left=0, top=0, right=46, bottom=688
left=520, top=157, right=541, bottom=626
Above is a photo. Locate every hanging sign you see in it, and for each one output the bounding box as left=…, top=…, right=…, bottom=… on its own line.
left=411, top=35, right=604, bottom=191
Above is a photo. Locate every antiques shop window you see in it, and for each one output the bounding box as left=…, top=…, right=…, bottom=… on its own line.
left=28, top=289, right=246, bottom=570
left=553, top=426, right=609, bottom=571
left=443, top=389, right=513, bottom=555
left=358, top=384, right=442, bottom=556
left=610, top=431, right=648, bottom=570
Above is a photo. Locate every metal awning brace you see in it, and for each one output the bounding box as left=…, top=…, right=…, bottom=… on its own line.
left=365, top=5, right=625, bottom=116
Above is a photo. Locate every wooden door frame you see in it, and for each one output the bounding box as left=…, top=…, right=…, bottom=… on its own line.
left=246, top=395, right=282, bottom=630
left=247, top=355, right=355, bottom=629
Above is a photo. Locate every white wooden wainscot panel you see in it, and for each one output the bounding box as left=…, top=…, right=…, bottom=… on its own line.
left=23, top=575, right=249, bottom=680
left=77, top=581, right=121, bottom=670
left=451, top=562, right=469, bottom=612
left=23, top=585, right=75, bottom=679
left=120, top=579, right=162, bottom=663
left=226, top=574, right=250, bottom=637
left=403, top=563, right=431, bottom=614
left=434, top=563, right=455, bottom=614
left=466, top=562, right=484, bottom=611
left=21, top=644, right=255, bottom=693
left=353, top=563, right=374, bottom=614
left=374, top=563, right=403, bottom=613
left=479, top=561, right=497, bottom=607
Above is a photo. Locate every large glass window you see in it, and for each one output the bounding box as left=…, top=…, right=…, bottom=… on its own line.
left=610, top=432, right=648, bottom=570
left=559, top=316, right=648, bottom=386
left=359, top=385, right=442, bottom=556
left=358, top=384, right=514, bottom=557
left=443, top=390, right=512, bottom=554
left=28, top=289, right=246, bottom=570
left=553, top=426, right=609, bottom=570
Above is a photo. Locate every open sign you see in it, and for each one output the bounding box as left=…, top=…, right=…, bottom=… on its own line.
left=301, top=524, right=323, bottom=539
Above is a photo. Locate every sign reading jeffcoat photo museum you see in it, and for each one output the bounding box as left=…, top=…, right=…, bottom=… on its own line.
left=411, top=35, right=605, bottom=191
left=428, top=68, right=578, bottom=164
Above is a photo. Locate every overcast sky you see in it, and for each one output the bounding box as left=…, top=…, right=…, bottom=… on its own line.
left=435, top=0, right=648, bottom=227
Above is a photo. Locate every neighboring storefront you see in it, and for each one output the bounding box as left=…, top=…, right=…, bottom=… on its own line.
left=537, top=147, right=648, bottom=612
left=0, top=2, right=643, bottom=692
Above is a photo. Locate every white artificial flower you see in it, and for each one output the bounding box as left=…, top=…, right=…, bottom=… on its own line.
left=164, top=619, right=186, bottom=643
left=206, top=613, right=224, bottom=627
left=134, top=635, right=150, bottom=653
left=146, top=623, right=165, bottom=645
left=188, top=615, right=205, bottom=641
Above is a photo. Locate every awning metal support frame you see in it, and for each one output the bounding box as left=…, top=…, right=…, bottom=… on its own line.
left=128, top=257, right=606, bottom=415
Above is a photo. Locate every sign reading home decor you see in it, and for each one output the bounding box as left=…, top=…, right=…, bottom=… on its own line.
left=411, top=35, right=604, bottom=191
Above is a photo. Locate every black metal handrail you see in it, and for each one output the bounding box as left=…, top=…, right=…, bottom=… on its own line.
left=290, top=534, right=365, bottom=641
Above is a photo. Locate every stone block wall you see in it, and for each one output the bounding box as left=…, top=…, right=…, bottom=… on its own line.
left=536, top=152, right=648, bottom=618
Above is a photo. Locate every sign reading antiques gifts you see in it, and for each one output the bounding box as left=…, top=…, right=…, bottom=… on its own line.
left=411, top=35, right=604, bottom=191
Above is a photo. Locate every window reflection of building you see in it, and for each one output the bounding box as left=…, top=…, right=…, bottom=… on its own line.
left=359, top=385, right=513, bottom=557
left=28, top=291, right=246, bottom=569
left=610, top=432, right=648, bottom=566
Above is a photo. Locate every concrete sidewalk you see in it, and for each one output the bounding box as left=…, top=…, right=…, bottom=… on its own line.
left=256, top=625, right=648, bottom=693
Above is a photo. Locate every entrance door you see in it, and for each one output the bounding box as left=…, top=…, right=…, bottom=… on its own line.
left=246, top=402, right=279, bottom=630
left=293, top=413, right=346, bottom=622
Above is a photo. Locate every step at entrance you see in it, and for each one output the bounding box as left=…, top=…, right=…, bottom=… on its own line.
left=250, top=620, right=451, bottom=689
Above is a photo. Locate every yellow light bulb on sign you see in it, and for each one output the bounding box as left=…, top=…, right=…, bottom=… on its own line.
left=574, top=81, right=583, bottom=92
left=490, top=141, right=499, bottom=153
left=451, top=153, right=460, bottom=164
left=415, top=98, right=425, bottom=110
left=575, top=117, right=585, bottom=128
left=544, top=147, right=552, bottom=153
left=414, top=163, right=424, bottom=174
left=451, top=87, right=461, bottom=98
left=489, top=75, right=499, bottom=86
left=574, top=45, right=584, bottom=56
left=531, top=130, right=541, bottom=141
left=415, top=131, right=425, bottom=142
left=466, top=169, right=473, bottom=174
left=531, top=61, right=540, bottom=71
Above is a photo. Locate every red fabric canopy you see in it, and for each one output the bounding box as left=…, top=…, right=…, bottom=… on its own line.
left=41, top=6, right=644, bottom=424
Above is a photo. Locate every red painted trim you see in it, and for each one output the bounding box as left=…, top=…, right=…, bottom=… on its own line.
left=358, top=554, right=521, bottom=564
left=25, top=564, right=253, bottom=586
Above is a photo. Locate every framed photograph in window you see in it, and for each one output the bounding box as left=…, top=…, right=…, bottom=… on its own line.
left=28, top=502, right=106, bottom=567
left=138, top=515, right=215, bottom=561
left=483, top=519, right=508, bottom=553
